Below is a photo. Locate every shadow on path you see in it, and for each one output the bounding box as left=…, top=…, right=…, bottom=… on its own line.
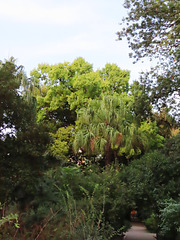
left=123, top=222, right=156, bottom=240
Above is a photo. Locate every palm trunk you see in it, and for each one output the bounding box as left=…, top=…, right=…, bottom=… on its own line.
left=105, top=140, right=111, bottom=165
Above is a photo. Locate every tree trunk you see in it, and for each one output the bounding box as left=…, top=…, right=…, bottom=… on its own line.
left=105, top=141, right=112, bottom=165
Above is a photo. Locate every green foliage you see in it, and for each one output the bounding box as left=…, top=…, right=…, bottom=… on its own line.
left=68, top=71, right=102, bottom=111
left=0, top=123, right=50, bottom=204
left=0, top=203, right=19, bottom=229
left=159, top=198, right=180, bottom=240
left=30, top=58, right=139, bottom=164
left=130, top=81, right=152, bottom=124
left=31, top=58, right=130, bottom=129
left=164, top=133, right=180, bottom=159
left=30, top=57, right=93, bottom=128
left=121, top=148, right=180, bottom=212
left=0, top=165, right=129, bottom=239
left=99, top=63, right=130, bottom=94
left=46, top=163, right=131, bottom=231
left=153, top=110, right=177, bottom=138
left=0, top=213, right=19, bottom=229
left=58, top=185, right=116, bottom=240
left=57, top=164, right=131, bottom=236
left=118, top=0, right=180, bottom=120
left=144, top=213, right=158, bottom=233
left=1, top=55, right=179, bottom=239
left=0, top=203, right=20, bottom=239
left=120, top=134, right=180, bottom=238
left=0, top=58, right=52, bottom=205
left=138, top=120, right=164, bottom=149
left=49, top=125, right=75, bottom=160
left=0, top=57, right=35, bottom=137
left=74, top=95, right=132, bottom=164
left=74, top=95, right=164, bottom=165
left=118, top=0, right=180, bottom=60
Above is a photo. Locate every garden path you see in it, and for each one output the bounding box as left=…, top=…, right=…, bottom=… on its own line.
left=123, top=222, right=156, bottom=240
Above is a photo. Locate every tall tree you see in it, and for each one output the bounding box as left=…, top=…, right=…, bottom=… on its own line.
left=30, top=57, right=93, bottom=129
left=0, top=58, right=50, bottom=203
left=73, top=95, right=163, bottom=165
left=31, top=59, right=130, bottom=128
left=31, top=59, right=130, bottom=162
left=0, top=57, right=34, bottom=137
left=117, top=0, right=180, bottom=120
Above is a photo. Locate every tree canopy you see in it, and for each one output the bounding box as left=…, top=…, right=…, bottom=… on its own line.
left=74, top=95, right=164, bottom=165
left=118, top=0, right=180, bottom=60
left=0, top=58, right=50, bottom=203
left=117, top=0, right=180, bottom=120
left=0, top=56, right=179, bottom=240
left=0, top=58, right=34, bottom=138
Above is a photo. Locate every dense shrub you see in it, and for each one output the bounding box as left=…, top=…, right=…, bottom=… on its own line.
left=0, top=164, right=131, bottom=239
left=158, top=198, right=180, bottom=240
left=1, top=134, right=179, bottom=239
left=120, top=134, right=180, bottom=239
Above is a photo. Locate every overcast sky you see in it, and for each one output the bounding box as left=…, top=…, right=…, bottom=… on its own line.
left=0, top=0, right=153, bottom=81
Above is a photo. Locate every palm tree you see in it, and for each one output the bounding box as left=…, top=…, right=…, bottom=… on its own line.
left=74, top=95, right=164, bottom=165
left=73, top=95, right=134, bottom=165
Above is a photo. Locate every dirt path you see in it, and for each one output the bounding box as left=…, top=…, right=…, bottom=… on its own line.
left=124, top=222, right=156, bottom=240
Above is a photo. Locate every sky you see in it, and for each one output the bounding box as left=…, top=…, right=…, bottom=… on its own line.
left=0, top=0, right=153, bottom=82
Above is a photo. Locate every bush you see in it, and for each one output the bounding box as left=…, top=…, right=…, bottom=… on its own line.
left=158, top=199, right=180, bottom=240
left=120, top=135, right=180, bottom=238
left=144, top=213, right=158, bottom=233
left=0, top=164, right=130, bottom=239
